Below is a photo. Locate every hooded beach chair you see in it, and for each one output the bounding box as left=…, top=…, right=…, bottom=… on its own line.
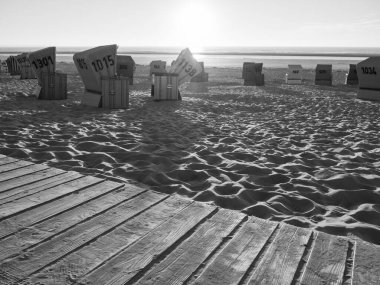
left=315, top=64, right=332, bottom=86
left=357, top=57, right=380, bottom=101
left=285, top=65, right=303, bottom=84
left=242, top=62, right=264, bottom=86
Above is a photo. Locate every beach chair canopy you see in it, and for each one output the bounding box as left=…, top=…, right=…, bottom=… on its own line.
left=357, top=57, right=380, bottom=90
left=73, top=44, right=117, bottom=94
left=29, top=47, right=56, bottom=85
left=287, top=65, right=303, bottom=80
left=315, top=64, right=332, bottom=81
left=150, top=60, right=166, bottom=75
left=242, top=62, right=263, bottom=79
left=169, top=48, right=202, bottom=85
left=116, top=55, right=135, bottom=78
left=15, top=53, right=32, bottom=70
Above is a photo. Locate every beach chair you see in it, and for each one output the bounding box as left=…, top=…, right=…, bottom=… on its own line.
left=285, top=65, right=303, bottom=84
left=242, top=62, right=264, bottom=86
left=73, top=44, right=129, bottom=109
left=116, top=55, right=135, bottom=85
left=29, top=47, right=67, bottom=100
left=153, top=72, right=179, bottom=100
left=15, top=53, right=37, bottom=79
left=150, top=60, right=167, bottom=96
left=315, top=64, right=332, bottom=86
left=188, top=62, right=209, bottom=93
left=357, top=57, right=380, bottom=101
left=345, top=64, right=358, bottom=85
left=5, top=56, right=21, bottom=76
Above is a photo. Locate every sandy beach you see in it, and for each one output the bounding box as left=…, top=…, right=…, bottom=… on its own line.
left=0, top=62, right=379, bottom=245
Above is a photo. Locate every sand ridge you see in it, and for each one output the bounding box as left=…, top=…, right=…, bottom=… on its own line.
left=0, top=63, right=379, bottom=245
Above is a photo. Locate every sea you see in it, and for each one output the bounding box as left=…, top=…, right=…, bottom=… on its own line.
left=1, top=46, right=380, bottom=69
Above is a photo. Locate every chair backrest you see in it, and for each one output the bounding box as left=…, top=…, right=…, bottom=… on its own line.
left=29, top=47, right=56, bottom=85
left=287, top=65, right=303, bottom=80
left=6, top=56, right=20, bottom=75
left=15, top=53, right=32, bottom=70
left=73, top=44, right=117, bottom=93
left=242, top=62, right=263, bottom=79
left=315, top=64, right=332, bottom=81
left=169, top=48, right=202, bottom=85
left=150, top=60, right=166, bottom=75
left=357, top=57, right=380, bottom=90
left=116, top=55, right=135, bottom=77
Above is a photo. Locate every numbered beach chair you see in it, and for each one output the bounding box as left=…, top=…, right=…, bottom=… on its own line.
left=315, top=64, right=332, bottom=86
left=29, top=47, right=67, bottom=100
left=242, top=62, right=264, bottom=86
left=152, top=48, right=202, bottom=101
left=188, top=62, right=209, bottom=93
left=357, top=57, right=380, bottom=101
left=150, top=60, right=167, bottom=96
left=345, top=64, right=358, bottom=85
left=116, top=55, right=135, bottom=85
left=6, top=56, right=21, bottom=76
left=15, top=53, right=36, bottom=79
left=74, top=44, right=129, bottom=108
left=285, top=65, right=303, bottom=84
left=0, top=60, right=8, bottom=74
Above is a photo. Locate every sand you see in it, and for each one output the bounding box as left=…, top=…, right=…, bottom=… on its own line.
left=0, top=63, right=380, bottom=245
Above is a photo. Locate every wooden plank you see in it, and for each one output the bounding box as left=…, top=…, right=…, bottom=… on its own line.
left=0, top=169, right=74, bottom=204
left=0, top=190, right=167, bottom=283
left=0, top=163, right=49, bottom=184
left=353, top=241, right=380, bottom=284
left=0, top=183, right=145, bottom=261
left=300, top=232, right=348, bottom=285
left=248, top=224, right=312, bottom=285
left=80, top=201, right=216, bottom=285
left=193, top=217, right=278, bottom=285
left=137, top=208, right=245, bottom=285
left=27, top=195, right=192, bottom=285
left=0, top=156, right=18, bottom=166
left=0, top=175, right=102, bottom=220
left=0, top=160, right=33, bottom=173
left=0, top=177, right=118, bottom=239
left=0, top=167, right=65, bottom=194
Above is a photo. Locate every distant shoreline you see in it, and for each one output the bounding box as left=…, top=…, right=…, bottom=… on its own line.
left=0, top=51, right=379, bottom=58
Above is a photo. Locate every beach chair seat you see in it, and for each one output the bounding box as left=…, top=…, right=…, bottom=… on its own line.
left=357, top=57, right=380, bottom=101
left=6, top=56, right=21, bottom=76
left=101, top=76, right=129, bottom=108
left=153, top=73, right=180, bottom=101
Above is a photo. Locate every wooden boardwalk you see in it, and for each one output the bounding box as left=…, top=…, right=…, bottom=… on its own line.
left=0, top=154, right=379, bottom=285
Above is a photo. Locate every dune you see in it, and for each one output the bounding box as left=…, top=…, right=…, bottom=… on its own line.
left=0, top=62, right=380, bottom=245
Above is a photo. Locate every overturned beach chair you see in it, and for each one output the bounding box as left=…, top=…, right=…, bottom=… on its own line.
left=5, top=56, right=20, bottom=76
left=242, top=62, right=264, bottom=86
left=116, top=55, right=135, bottom=85
left=74, top=44, right=129, bottom=109
left=357, top=57, right=380, bottom=101
left=315, top=64, right=332, bottom=86
left=15, top=53, right=37, bottom=79
left=29, top=47, right=67, bottom=100
left=285, top=65, right=303, bottom=84
left=345, top=64, right=358, bottom=85
left=188, top=62, right=209, bottom=93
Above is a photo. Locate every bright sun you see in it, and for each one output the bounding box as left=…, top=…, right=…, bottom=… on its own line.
left=173, top=1, right=218, bottom=50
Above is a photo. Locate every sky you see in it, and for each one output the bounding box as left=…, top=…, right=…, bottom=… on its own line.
left=0, top=0, right=380, bottom=48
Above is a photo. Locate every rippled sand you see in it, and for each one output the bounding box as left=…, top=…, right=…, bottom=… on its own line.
left=1, top=63, right=380, bottom=245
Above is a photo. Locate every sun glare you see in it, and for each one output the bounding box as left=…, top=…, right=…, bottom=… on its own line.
left=173, top=1, right=218, bottom=50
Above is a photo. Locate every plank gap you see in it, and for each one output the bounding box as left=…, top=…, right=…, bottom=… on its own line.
left=342, top=240, right=356, bottom=285
left=238, top=222, right=282, bottom=285
left=184, top=215, right=249, bottom=285
left=290, top=231, right=317, bottom=285
left=125, top=205, right=219, bottom=285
